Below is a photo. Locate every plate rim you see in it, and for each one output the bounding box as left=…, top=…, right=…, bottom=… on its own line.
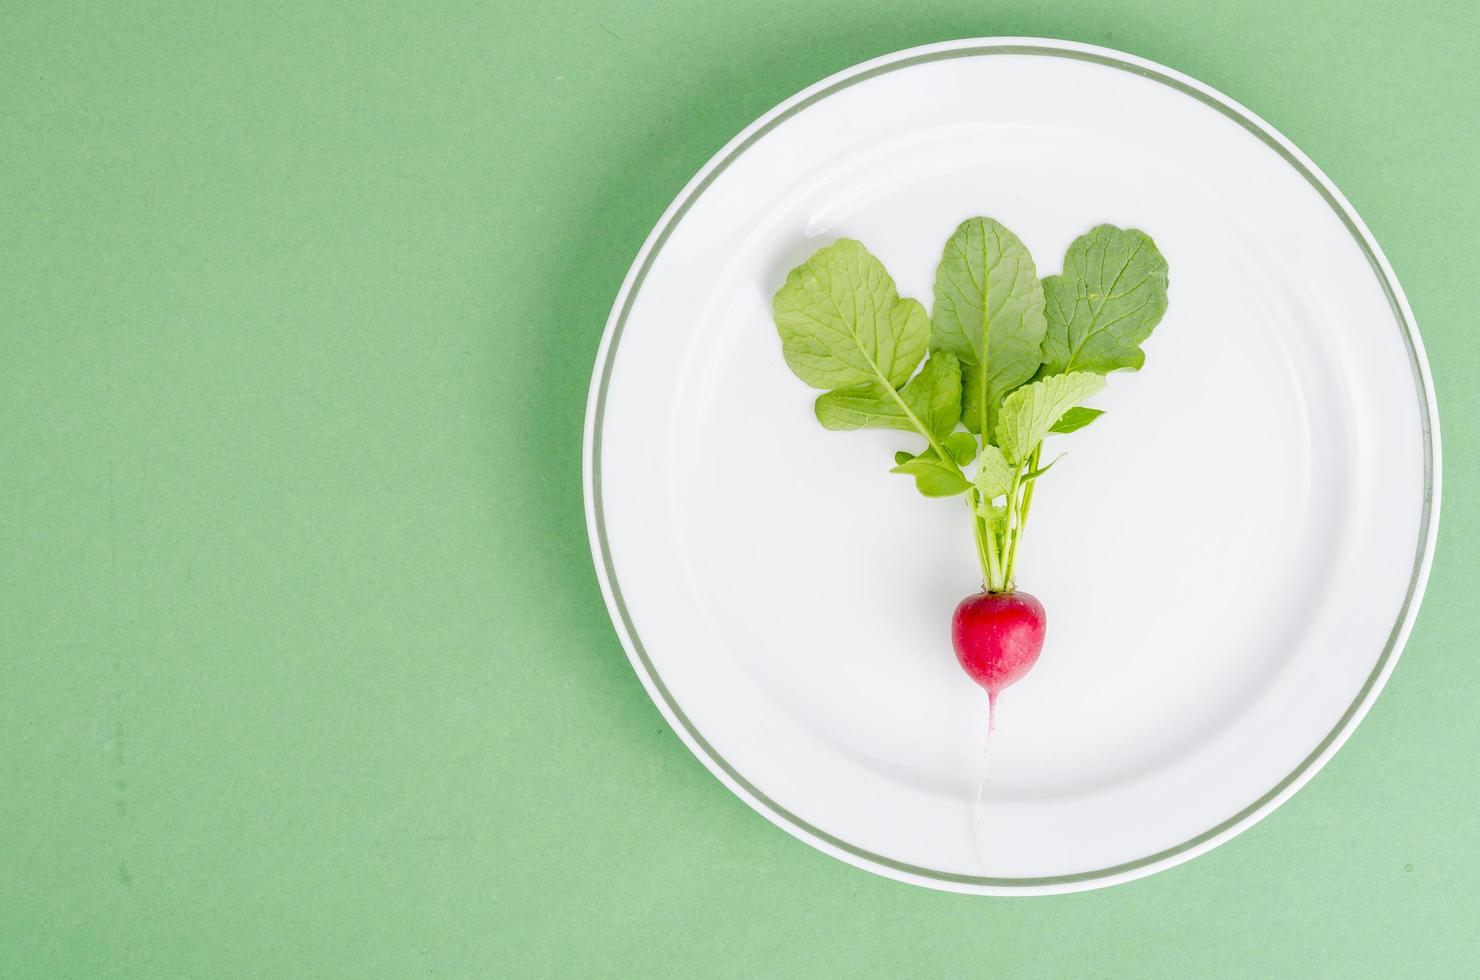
left=582, top=36, right=1442, bottom=895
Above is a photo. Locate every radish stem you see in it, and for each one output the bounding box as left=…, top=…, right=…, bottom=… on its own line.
left=973, top=491, right=1005, bottom=592
left=1000, top=461, right=1025, bottom=588
left=968, top=491, right=994, bottom=589
left=1004, top=445, right=1041, bottom=583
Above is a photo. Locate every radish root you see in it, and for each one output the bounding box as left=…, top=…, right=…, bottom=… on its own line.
left=971, top=693, right=997, bottom=874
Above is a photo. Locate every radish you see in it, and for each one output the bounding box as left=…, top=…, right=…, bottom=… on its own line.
left=771, top=220, right=1168, bottom=722
left=956, top=588, right=1047, bottom=868
left=952, top=590, right=1046, bottom=712
left=773, top=219, right=1170, bottom=873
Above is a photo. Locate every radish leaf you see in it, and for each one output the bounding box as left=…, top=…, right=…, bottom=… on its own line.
left=974, top=444, right=1014, bottom=501
left=997, top=371, right=1106, bottom=463
left=1040, top=225, right=1168, bottom=376
left=1023, top=452, right=1066, bottom=481
left=978, top=502, right=1007, bottom=534
left=814, top=350, right=961, bottom=438
left=1049, top=406, right=1104, bottom=434
left=943, top=432, right=977, bottom=466
left=931, top=218, right=1047, bottom=436
left=891, top=434, right=979, bottom=483
left=890, top=451, right=972, bottom=497
left=773, top=239, right=929, bottom=391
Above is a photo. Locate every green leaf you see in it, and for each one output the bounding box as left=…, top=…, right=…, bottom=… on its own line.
left=977, top=502, right=1007, bottom=535
left=1049, top=406, right=1104, bottom=435
left=774, top=239, right=930, bottom=390
left=973, top=444, right=1014, bottom=501
left=889, top=451, right=972, bottom=498
left=931, top=217, right=1047, bottom=436
left=893, top=438, right=975, bottom=470
left=906, top=352, right=963, bottom=439
left=943, top=431, right=977, bottom=466
left=1040, top=225, right=1169, bottom=376
left=1023, top=452, right=1066, bottom=481
left=813, top=351, right=961, bottom=439
left=996, top=371, right=1106, bottom=463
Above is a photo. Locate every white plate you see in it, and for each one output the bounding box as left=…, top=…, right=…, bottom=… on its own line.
left=584, top=38, right=1440, bottom=895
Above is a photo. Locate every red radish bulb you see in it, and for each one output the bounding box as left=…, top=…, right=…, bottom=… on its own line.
left=951, top=591, right=1047, bottom=705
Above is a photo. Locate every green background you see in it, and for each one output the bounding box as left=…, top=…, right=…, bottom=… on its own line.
left=3, top=0, right=1476, bottom=975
